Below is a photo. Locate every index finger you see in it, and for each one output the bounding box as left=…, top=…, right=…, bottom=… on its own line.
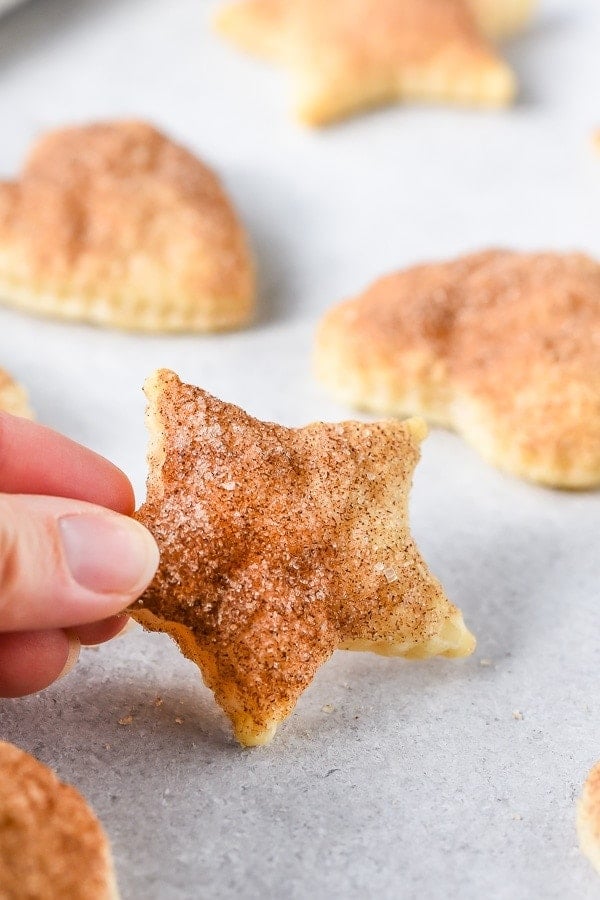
left=0, top=413, right=134, bottom=514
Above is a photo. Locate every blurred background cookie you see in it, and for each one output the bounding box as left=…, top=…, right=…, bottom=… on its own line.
left=315, top=249, right=600, bottom=488
left=215, top=0, right=529, bottom=125
left=0, top=120, right=255, bottom=332
left=0, top=740, right=119, bottom=899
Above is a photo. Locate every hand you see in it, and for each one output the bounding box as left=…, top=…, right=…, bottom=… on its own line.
left=0, top=412, right=158, bottom=697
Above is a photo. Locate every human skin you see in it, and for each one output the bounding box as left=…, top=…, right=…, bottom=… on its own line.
left=0, top=412, right=159, bottom=697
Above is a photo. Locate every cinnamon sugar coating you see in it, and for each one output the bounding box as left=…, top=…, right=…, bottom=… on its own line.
left=133, top=370, right=474, bottom=746
left=0, top=741, right=119, bottom=899
left=315, top=250, right=600, bottom=488
left=0, top=121, right=254, bottom=332
left=0, top=367, right=32, bottom=418
left=215, top=0, right=520, bottom=126
left=578, top=762, right=600, bottom=874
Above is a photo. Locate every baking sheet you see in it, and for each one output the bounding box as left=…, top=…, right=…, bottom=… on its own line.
left=0, top=1, right=599, bottom=898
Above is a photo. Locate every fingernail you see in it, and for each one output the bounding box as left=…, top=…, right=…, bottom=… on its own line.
left=59, top=514, right=159, bottom=596
left=57, top=634, right=80, bottom=680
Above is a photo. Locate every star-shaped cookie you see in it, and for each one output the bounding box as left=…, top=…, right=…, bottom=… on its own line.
left=0, top=367, right=32, bottom=418
left=0, top=121, right=255, bottom=332
left=132, top=369, right=475, bottom=746
left=215, top=0, right=530, bottom=125
left=315, top=249, right=600, bottom=489
left=0, top=741, right=119, bottom=899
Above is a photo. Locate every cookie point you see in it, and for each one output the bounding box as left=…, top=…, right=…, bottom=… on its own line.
left=404, top=416, right=428, bottom=443
left=443, top=612, right=477, bottom=658
left=234, top=720, right=279, bottom=748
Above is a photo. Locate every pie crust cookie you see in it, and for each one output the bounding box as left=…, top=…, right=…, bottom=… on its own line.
left=132, top=369, right=475, bottom=746
left=467, top=0, right=536, bottom=39
left=315, top=250, right=600, bottom=489
left=0, top=367, right=32, bottom=418
left=578, top=762, right=600, bottom=874
left=0, top=741, right=119, bottom=899
left=214, top=0, right=527, bottom=125
left=0, top=121, right=255, bottom=332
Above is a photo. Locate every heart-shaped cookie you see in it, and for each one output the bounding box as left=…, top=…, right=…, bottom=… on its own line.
left=0, top=121, right=255, bottom=332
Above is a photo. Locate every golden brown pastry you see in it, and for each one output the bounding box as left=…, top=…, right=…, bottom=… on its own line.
left=466, top=0, right=536, bottom=38
left=315, top=250, right=600, bottom=489
left=0, top=121, right=255, bottom=332
left=578, top=762, right=600, bottom=874
left=0, top=367, right=32, bottom=418
left=132, top=369, right=475, bottom=746
left=0, top=741, right=119, bottom=899
left=215, top=0, right=523, bottom=125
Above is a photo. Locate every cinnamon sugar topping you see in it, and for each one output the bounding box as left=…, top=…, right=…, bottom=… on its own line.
left=132, top=369, right=474, bottom=746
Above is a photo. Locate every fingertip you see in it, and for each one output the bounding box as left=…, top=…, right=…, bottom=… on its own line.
left=103, top=468, right=136, bottom=516
left=73, top=615, right=132, bottom=646
left=0, top=631, right=72, bottom=697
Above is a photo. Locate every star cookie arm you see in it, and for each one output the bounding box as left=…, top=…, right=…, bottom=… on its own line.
left=288, top=0, right=516, bottom=126
left=315, top=417, right=474, bottom=660
left=467, top=0, right=536, bottom=39
left=0, top=367, right=33, bottom=418
left=214, top=0, right=288, bottom=61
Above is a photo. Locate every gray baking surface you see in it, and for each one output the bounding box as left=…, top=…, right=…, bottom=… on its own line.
left=0, top=1, right=599, bottom=898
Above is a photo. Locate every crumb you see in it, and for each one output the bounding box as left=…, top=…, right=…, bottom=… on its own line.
left=512, top=710, right=524, bottom=721
left=104, top=744, right=111, bottom=750
left=175, top=717, right=184, bottom=725
left=512, top=813, right=523, bottom=821
left=118, top=715, right=133, bottom=726
left=479, top=658, right=493, bottom=667
left=321, top=704, right=335, bottom=714
left=153, top=697, right=163, bottom=707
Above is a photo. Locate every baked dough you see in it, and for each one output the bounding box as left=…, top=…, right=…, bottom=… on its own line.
left=0, top=367, right=32, bottom=418
left=466, top=0, right=536, bottom=38
left=315, top=250, right=600, bottom=489
left=0, top=741, right=119, bottom=899
left=0, top=121, right=255, bottom=332
left=578, top=762, right=600, bottom=874
left=215, top=0, right=522, bottom=125
left=132, top=369, right=475, bottom=746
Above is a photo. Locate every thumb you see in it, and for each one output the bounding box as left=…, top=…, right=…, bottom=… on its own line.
left=0, top=494, right=159, bottom=632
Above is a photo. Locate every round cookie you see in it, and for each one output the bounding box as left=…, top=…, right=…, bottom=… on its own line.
left=0, top=741, right=119, bottom=899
